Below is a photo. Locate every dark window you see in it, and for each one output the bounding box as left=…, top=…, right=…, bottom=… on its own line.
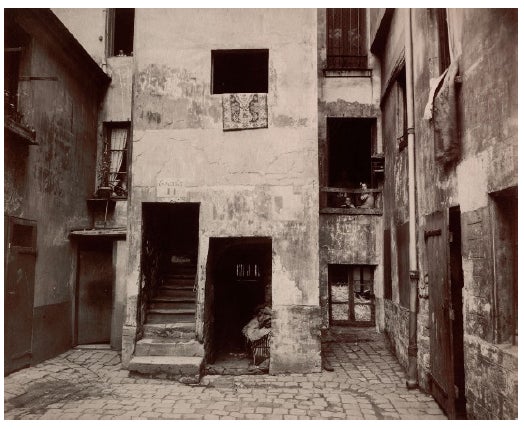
left=107, top=8, right=134, bottom=57
left=326, top=9, right=367, bottom=70
left=396, top=68, right=408, bottom=151
left=100, top=122, right=129, bottom=198
left=436, top=9, right=451, bottom=74
left=323, top=118, right=379, bottom=209
left=491, top=187, right=518, bottom=345
left=211, top=49, right=269, bottom=94
left=11, top=223, right=35, bottom=248
left=328, top=264, right=375, bottom=326
left=384, top=229, right=392, bottom=300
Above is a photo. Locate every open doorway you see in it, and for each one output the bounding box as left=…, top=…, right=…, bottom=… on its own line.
left=206, top=237, right=272, bottom=374
left=141, top=203, right=199, bottom=325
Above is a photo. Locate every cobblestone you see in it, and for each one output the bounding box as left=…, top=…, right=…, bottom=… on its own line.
left=4, top=326, right=446, bottom=420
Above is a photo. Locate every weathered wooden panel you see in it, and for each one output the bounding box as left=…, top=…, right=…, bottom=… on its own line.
left=77, top=242, right=113, bottom=345
left=426, top=210, right=455, bottom=418
left=4, top=217, right=37, bottom=375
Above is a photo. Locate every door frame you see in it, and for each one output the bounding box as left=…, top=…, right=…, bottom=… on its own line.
left=4, top=216, right=37, bottom=375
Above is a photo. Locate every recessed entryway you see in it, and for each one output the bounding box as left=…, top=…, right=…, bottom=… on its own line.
left=205, top=237, right=272, bottom=374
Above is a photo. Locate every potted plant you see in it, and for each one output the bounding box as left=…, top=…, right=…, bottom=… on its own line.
left=96, top=143, right=112, bottom=199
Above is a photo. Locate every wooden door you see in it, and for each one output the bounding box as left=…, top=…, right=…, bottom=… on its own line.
left=76, top=241, right=113, bottom=345
left=4, top=217, right=37, bottom=375
left=425, top=210, right=456, bottom=418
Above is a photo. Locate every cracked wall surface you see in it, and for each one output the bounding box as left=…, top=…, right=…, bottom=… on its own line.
left=373, top=9, right=517, bottom=419
left=123, top=9, right=321, bottom=374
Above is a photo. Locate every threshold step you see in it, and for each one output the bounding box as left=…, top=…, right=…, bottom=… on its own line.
left=129, top=355, right=203, bottom=382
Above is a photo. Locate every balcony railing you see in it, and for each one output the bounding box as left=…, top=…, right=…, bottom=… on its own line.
left=320, top=187, right=382, bottom=214
left=4, top=90, right=37, bottom=145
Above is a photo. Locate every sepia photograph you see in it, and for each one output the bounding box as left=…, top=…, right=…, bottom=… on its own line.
left=3, top=2, right=519, bottom=421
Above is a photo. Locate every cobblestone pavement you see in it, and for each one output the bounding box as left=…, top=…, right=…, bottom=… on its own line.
left=4, top=326, right=446, bottom=420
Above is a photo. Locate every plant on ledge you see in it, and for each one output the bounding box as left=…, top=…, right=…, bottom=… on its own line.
left=96, top=144, right=112, bottom=199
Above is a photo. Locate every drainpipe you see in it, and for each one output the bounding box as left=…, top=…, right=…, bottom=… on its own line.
left=405, top=8, right=419, bottom=390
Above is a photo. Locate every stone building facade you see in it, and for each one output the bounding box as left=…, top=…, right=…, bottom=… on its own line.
left=369, top=9, right=517, bottom=419
left=5, top=7, right=517, bottom=420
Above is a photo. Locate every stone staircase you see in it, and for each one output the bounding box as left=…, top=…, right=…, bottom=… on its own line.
left=129, top=263, right=204, bottom=383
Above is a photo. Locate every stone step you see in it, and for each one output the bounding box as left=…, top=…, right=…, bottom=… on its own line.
left=164, top=273, right=196, bottom=280
left=129, top=355, right=203, bottom=383
left=149, top=301, right=195, bottom=311
left=135, top=338, right=204, bottom=357
left=151, top=296, right=195, bottom=303
left=148, top=308, right=195, bottom=315
left=143, top=322, right=195, bottom=340
left=155, top=289, right=195, bottom=299
left=146, top=312, right=196, bottom=324
left=161, top=282, right=195, bottom=290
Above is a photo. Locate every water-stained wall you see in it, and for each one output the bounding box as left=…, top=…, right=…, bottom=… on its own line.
left=372, top=8, right=517, bottom=419
left=317, top=9, right=384, bottom=329
left=4, top=10, right=108, bottom=364
left=123, top=9, right=320, bottom=374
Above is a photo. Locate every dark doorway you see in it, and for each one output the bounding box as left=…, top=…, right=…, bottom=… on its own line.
left=449, top=206, right=466, bottom=418
left=76, top=239, right=113, bottom=345
left=141, top=203, right=200, bottom=325
left=4, top=216, right=37, bottom=375
left=426, top=208, right=465, bottom=419
left=207, top=237, right=272, bottom=362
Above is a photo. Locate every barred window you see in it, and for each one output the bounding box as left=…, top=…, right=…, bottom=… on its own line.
left=326, top=9, right=367, bottom=70
left=101, top=122, right=129, bottom=198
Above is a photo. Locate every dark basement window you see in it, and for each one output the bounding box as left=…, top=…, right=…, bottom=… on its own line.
left=211, top=49, right=269, bottom=94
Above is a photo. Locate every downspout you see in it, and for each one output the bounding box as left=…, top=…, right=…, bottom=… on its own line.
left=405, top=8, right=419, bottom=390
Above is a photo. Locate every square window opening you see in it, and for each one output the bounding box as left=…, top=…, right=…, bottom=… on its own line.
left=211, top=49, right=269, bottom=94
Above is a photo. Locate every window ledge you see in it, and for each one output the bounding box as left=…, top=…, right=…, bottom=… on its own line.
left=4, top=116, right=38, bottom=145
left=323, top=69, right=372, bottom=78
left=320, top=207, right=382, bottom=216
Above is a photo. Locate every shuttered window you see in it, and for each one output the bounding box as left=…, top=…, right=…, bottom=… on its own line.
left=326, top=9, right=367, bottom=70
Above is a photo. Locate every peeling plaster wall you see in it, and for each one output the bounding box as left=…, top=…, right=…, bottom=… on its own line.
left=373, top=8, right=517, bottom=419
left=4, top=13, right=104, bottom=364
left=317, top=9, right=384, bottom=329
left=123, top=9, right=320, bottom=374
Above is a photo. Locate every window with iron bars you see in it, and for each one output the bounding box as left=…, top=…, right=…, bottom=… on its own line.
left=100, top=122, right=129, bottom=198
left=326, top=8, right=367, bottom=70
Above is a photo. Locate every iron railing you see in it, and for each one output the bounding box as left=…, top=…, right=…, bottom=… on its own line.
left=320, top=187, right=382, bottom=212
